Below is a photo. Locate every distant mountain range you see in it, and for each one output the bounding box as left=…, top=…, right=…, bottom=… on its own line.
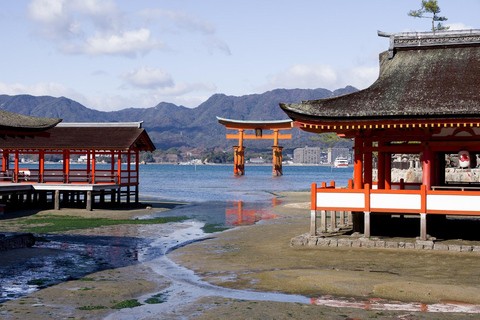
left=0, top=86, right=357, bottom=150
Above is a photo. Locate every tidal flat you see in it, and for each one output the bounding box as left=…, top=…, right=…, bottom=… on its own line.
left=0, top=193, right=480, bottom=319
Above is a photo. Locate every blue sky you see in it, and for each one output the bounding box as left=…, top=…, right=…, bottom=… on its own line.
left=0, top=1, right=477, bottom=111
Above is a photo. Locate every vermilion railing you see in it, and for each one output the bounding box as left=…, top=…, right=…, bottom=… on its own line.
left=312, top=181, right=480, bottom=216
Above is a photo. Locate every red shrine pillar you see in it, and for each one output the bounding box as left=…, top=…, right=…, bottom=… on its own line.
left=385, top=152, right=392, bottom=190
left=354, top=138, right=364, bottom=189
left=363, top=140, right=372, bottom=187
left=377, top=142, right=385, bottom=189
left=422, top=145, right=433, bottom=190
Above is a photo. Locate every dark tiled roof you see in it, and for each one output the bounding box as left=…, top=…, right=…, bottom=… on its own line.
left=0, top=123, right=156, bottom=152
left=0, top=110, right=61, bottom=132
left=280, top=30, right=480, bottom=123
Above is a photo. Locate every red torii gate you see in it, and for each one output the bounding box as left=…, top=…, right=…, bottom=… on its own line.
left=217, top=117, right=292, bottom=176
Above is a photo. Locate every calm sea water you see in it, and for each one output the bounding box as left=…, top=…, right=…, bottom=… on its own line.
left=138, top=164, right=353, bottom=203
left=17, top=163, right=352, bottom=203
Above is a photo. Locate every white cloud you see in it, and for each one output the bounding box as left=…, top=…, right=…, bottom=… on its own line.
left=139, top=8, right=230, bottom=55
left=122, top=66, right=174, bottom=89
left=0, top=81, right=85, bottom=102
left=447, top=22, right=475, bottom=31
left=28, top=0, right=76, bottom=40
left=61, top=29, right=166, bottom=57
left=261, top=63, right=378, bottom=92
left=28, top=0, right=163, bottom=57
left=139, top=9, right=215, bottom=35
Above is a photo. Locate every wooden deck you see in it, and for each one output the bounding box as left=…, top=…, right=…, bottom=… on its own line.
left=0, top=182, right=134, bottom=211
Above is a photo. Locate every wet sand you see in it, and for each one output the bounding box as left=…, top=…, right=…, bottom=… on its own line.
left=1, top=193, right=480, bottom=319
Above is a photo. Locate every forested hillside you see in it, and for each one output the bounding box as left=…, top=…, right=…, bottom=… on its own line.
left=0, top=86, right=357, bottom=150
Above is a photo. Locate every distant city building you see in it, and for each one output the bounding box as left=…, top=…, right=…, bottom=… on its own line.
left=328, top=148, right=350, bottom=164
left=294, top=146, right=321, bottom=164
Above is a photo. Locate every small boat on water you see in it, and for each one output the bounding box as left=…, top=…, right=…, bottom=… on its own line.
left=333, top=157, right=349, bottom=168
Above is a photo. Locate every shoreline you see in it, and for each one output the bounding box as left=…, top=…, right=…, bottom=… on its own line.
left=0, top=192, right=479, bottom=319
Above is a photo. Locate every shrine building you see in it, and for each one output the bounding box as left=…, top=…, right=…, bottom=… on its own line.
left=280, top=29, right=480, bottom=241
left=0, top=116, right=155, bottom=211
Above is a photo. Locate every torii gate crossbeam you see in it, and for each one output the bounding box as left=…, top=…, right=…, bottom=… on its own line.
left=217, top=117, right=292, bottom=176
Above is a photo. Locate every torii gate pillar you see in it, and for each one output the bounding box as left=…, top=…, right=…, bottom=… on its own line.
left=272, top=146, right=284, bottom=176
left=233, top=146, right=245, bottom=176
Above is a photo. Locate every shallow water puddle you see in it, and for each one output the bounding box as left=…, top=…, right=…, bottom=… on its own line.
left=311, top=296, right=480, bottom=313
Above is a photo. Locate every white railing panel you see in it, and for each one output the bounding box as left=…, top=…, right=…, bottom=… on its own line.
left=371, top=193, right=421, bottom=210
left=317, top=192, right=365, bottom=209
left=427, top=194, right=480, bottom=212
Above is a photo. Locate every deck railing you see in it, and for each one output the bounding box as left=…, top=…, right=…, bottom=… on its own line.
left=312, top=181, right=480, bottom=216
left=0, top=169, right=138, bottom=186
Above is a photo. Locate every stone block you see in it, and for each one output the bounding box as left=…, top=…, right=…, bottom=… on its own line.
left=329, top=239, right=338, bottom=247
left=461, top=245, right=473, bottom=252
left=472, top=246, right=480, bottom=252
left=363, top=241, right=375, bottom=248
left=416, top=241, right=433, bottom=250
left=290, top=236, right=306, bottom=246
left=398, top=242, right=406, bottom=249
left=352, top=240, right=362, bottom=247
left=337, top=239, right=352, bottom=247
left=433, top=244, right=449, bottom=251
left=448, top=245, right=462, bottom=252
left=374, top=241, right=386, bottom=248
left=386, top=241, right=398, bottom=249
left=307, top=237, right=318, bottom=246
left=317, top=238, right=330, bottom=246
left=405, top=243, right=415, bottom=250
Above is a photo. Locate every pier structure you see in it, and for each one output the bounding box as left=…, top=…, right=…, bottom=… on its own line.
left=217, top=117, right=292, bottom=176
left=0, top=122, right=155, bottom=211
left=280, top=30, right=480, bottom=241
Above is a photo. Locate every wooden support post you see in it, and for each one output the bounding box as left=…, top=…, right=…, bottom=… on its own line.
left=126, top=186, right=131, bottom=204
left=330, top=211, right=337, bottom=230
left=320, top=210, right=327, bottom=233
left=420, top=213, right=427, bottom=241
left=310, top=209, right=317, bottom=236
left=86, top=191, right=92, bottom=211
left=364, top=211, right=371, bottom=238
left=339, top=211, right=345, bottom=226
left=135, top=186, right=139, bottom=204
left=54, top=190, right=60, bottom=210
left=117, top=187, right=121, bottom=203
